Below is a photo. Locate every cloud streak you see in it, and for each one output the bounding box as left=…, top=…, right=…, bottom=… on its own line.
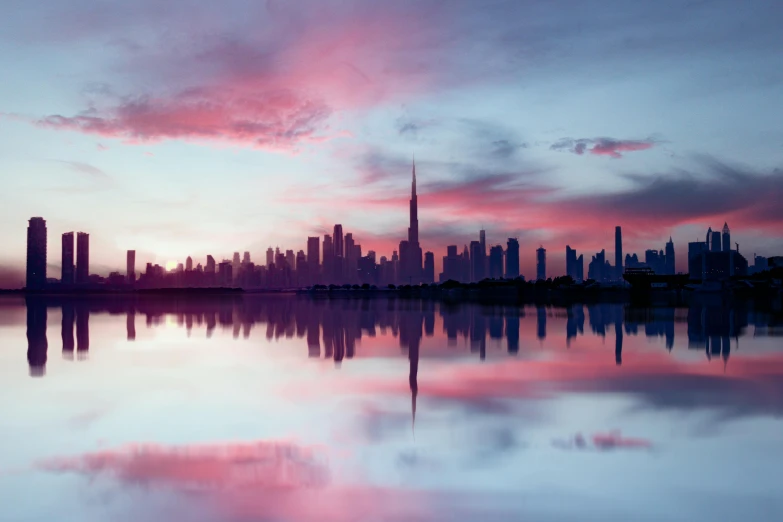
left=551, top=137, right=656, bottom=158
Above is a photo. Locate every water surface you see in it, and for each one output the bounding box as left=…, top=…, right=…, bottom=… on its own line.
left=1, top=295, right=782, bottom=521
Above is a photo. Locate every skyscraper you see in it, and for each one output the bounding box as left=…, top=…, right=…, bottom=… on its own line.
left=186, top=256, right=193, bottom=271
left=206, top=255, right=216, bottom=273
left=243, top=251, right=251, bottom=264
left=400, top=158, right=423, bottom=284
left=469, top=241, right=483, bottom=282
left=711, top=230, right=721, bottom=253
left=566, top=245, right=576, bottom=281
left=536, top=246, right=546, bottom=281
left=424, top=252, right=435, bottom=284
left=615, top=226, right=623, bottom=279
left=333, top=225, right=344, bottom=258
left=26, top=217, right=47, bottom=290
left=722, top=222, right=731, bottom=252
left=506, top=238, right=520, bottom=279
left=323, top=234, right=334, bottom=282
left=126, top=250, right=136, bottom=283
left=76, top=232, right=89, bottom=284
left=62, top=232, right=74, bottom=285
left=489, top=245, right=504, bottom=279
left=266, top=247, right=274, bottom=267
left=307, top=236, right=320, bottom=274
left=665, top=237, right=675, bottom=275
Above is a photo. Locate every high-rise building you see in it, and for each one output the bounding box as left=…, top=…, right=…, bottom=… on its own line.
left=26, top=217, right=47, bottom=290
left=479, top=230, right=487, bottom=273
left=588, top=249, right=607, bottom=281
left=489, top=245, right=504, bottom=279
left=722, top=223, right=731, bottom=252
left=423, top=252, right=435, bottom=284
left=285, top=250, right=296, bottom=270
left=126, top=250, right=136, bottom=283
left=536, top=246, right=546, bottom=281
left=400, top=159, right=423, bottom=284
left=76, top=232, right=89, bottom=284
left=566, top=245, right=576, bottom=281
left=576, top=254, right=584, bottom=282
left=506, top=238, right=520, bottom=279
left=665, top=237, right=675, bottom=275
left=266, top=247, right=274, bottom=267
left=333, top=225, right=344, bottom=258
left=243, top=251, right=251, bottom=264
left=62, top=232, right=74, bottom=285
left=323, top=234, right=334, bottom=282
left=307, top=237, right=320, bottom=276
left=469, top=241, right=484, bottom=282
left=711, top=230, right=721, bottom=253
left=233, top=252, right=241, bottom=266
left=615, top=226, right=623, bottom=279
left=688, top=241, right=706, bottom=280
left=186, top=256, right=193, bottom=271
left=206, top=255, right=216, bottom=273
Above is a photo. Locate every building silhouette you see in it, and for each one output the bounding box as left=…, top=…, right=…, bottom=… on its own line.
left=506, top=238, right=520, bottom=279
left=399, top=159, right=423, bottom=284
left=26, top=217, right=47, bottom=290
left=536, top=246, right=546, bottom=281
left=423, top=252, right=435, bottom=283
left=76, top=232, right=89, bottom=284
left=615, top=226, right=623, bottom=280
left=566, top=246, right=584, bottom=282
left=26, top=297, right=48, bottom=376
left=665, top=238, right=675, bottom=275
left=470, top=241, right=483, bottom=282
left=722, top=222, right=731, bottom=252
left=126, top=250, right=136, bottom=283
left=62, top=232, right=74, bottom=285
left=489, top=245, right=504, bottom=279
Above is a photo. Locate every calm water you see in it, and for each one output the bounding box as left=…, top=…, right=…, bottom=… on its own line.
left=1, top=295, right=782, bottom=522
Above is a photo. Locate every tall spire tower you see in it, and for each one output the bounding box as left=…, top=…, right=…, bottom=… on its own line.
left=408, top=157, right=419, bottom=245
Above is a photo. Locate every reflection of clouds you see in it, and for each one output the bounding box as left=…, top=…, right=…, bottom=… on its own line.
left=340, top=353, right=783, bottom=423
left=553, top=431, right=652, bottom=452
left=38, top=440, right=330, bottom=490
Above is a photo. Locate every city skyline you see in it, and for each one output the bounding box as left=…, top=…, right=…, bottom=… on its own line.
left=1, top=1, right=783, bottom=288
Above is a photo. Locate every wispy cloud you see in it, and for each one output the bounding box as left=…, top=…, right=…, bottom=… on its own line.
left=551, top=137, right=657, bottom=158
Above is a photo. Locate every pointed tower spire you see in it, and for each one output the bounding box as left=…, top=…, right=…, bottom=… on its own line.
left=412, top=154, right=417, bottom=197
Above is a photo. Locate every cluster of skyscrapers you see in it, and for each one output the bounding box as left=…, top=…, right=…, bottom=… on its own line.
left=23, top=164, right=775, bottom=291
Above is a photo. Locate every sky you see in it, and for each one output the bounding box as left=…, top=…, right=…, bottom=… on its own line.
left=1, top=0, right=782, bottom=287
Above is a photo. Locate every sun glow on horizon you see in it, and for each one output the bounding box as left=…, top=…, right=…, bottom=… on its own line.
left=165, top=260, right=178, bottom=271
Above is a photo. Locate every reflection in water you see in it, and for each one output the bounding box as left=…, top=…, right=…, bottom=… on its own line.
left=26, top=297, right=47, bottom=377
left=21, top=296, right=783, bottom=380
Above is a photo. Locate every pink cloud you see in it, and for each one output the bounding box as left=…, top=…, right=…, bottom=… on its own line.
left=591, top=431, right=652, bottom=450
left=39, top=440, right=330, bottom=489
left=37, top=438, right=435, bottom=521
left=589, top=138, right=655, bottom=158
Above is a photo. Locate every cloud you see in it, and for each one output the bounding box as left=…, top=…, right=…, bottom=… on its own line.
left=38, top=440, right=330, bottom=490
left=553, top=431, right=652, bottom=451
left=56, top=160, right=110, bottom=179
left=551, top=137, right=656, bottom=158
left=39, top=91, right=333, bottom=152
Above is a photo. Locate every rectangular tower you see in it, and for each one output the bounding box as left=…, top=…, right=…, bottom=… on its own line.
left=536, top=246, right=546, bottom=281
left=62, top=232, right=74, bottom=284
left=76, top=232, right=89, bottom=284
left=615, top=226, right=623, bottom=279
left=126, top=250, right=136, bottom=283
left=26, top=217, right=47, bottom=290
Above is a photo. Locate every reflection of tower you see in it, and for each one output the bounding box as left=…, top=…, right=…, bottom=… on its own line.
left=506, top=309, right=520, bottom=354
left=62, top=232, right=75, bottom=285
left=76, top=232, right=90, bottom=284
left=26, top=298, right=48, bottom=376
left=62, top=303, right=75, bottom=358
left=409, top=324, right=419, bottom=436
left=615, top=321, right=623, bottom=366
left=127, top=310, right=136, bottom=341
left=537, top=306, right=547, bottom=341
left=76, top=306, right=90, bottom=357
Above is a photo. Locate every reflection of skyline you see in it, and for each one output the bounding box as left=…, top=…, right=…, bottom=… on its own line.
left=21, top=297, right=783, bottom=378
